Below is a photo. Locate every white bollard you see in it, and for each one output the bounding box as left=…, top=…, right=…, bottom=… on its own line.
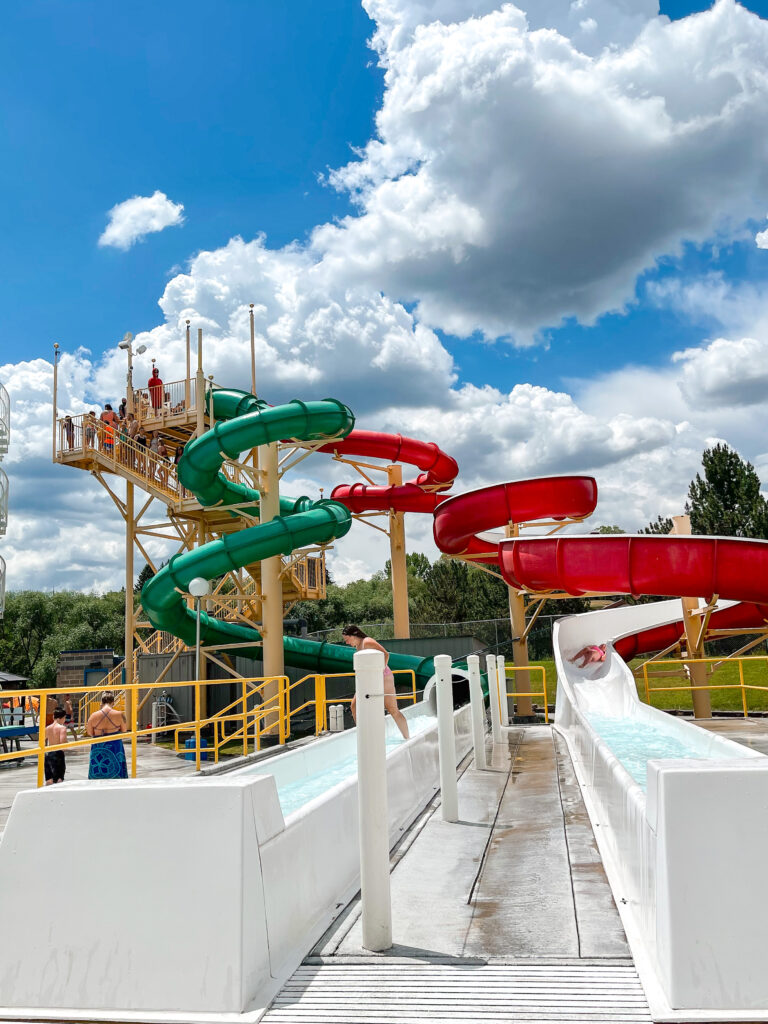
left=497, top=654, right=509, bottom=727
left=435, top=654, right=459, bottom=822
left=354, top=648, right=392, bottom=952
left=486, top=654, right=502, bottom=745
left=150, top=701, right=159, bottom=744
left=467, top=655, right=487, bottom=770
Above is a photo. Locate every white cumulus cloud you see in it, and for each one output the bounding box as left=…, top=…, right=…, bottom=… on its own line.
left=98, top=190, right=185, bottom=251
left=318, top=0, right=768, bottom=343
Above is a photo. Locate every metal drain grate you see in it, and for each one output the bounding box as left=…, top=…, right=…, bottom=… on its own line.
left=263, top=963, right=652, bottom=1022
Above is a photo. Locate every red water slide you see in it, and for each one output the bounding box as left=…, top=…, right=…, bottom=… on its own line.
left=323, top=431, right=599, bottom=561
left=499, top=534, right=768, bottom=656
left=499, top=535, right=768, bottom=601
left=319, top=430, right=458, bottom=513
left=614, top=603, right=768, bottom=660
left=433, top=477, right=598, bottom=562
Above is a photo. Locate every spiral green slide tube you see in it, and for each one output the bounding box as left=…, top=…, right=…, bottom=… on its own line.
left=141, top=391, right=440, bottom=687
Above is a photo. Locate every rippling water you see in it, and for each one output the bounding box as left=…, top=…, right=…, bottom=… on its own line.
left=585, top=712, right=727, bottom=790
left=275, top=712, right=436, bottom=817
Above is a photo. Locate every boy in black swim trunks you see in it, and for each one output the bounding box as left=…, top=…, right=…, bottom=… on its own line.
left=44, top=708, right=68, bottom=785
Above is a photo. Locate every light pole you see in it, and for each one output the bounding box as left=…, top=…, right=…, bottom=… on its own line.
left=52, top=342, right=60, bottom=461
left=189, top=577, right=211, bottom=682
left=189, top=576, right=210, bottom=767
left=118, top=332, right=147, bottom=416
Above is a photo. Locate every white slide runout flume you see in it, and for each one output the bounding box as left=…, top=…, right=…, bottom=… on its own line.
left=554, top=600, right=768, bottom=1020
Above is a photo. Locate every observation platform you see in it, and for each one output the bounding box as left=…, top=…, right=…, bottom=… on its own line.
left=263, top=725, right=650, bottom=1023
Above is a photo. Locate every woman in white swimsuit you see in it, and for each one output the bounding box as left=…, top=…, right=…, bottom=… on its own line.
left=342, top=625, right=409, bottom=739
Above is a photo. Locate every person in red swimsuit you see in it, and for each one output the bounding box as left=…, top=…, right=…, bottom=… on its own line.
left=147, top=366, right=164, bottom=410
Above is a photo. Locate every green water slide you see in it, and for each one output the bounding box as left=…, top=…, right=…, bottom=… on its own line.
left=140, top=391, right=440, bottom=687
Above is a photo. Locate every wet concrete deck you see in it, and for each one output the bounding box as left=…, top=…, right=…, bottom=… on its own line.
left=264, top=726, right=645, bottom=1023
left=693, top=715, right=768, bottom=754
left=315, top=725, right=629, bottom=962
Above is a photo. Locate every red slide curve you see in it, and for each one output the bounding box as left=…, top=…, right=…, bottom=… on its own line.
left=319, top=430, right=458, bottom=514
left=433, top=477, right=598, bottom=563
left=323, top=431, right=598, bottom=564
left=614, top=602, right=768, bottom=660
left=499, top=534, right=768, bottom=656
left=498, top=534, right=768, bottom=603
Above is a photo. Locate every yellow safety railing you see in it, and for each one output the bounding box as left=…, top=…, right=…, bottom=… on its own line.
left=172, top=675, right=288, bottom=762
left=0, top=669, right=423, bottom=786
left=286, top=669, right=418, bottom=735
left=499, top=662, right=549, bottom=723
left=641, top=655, right=768, bottom=716
left=0, top=676, right=287, bottom=785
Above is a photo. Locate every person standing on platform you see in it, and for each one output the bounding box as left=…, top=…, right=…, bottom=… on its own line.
left=100, top=404, right=119, bottom=454
left=148, top=365, right=164, bottom=411
left=63, top=415, right=75, bottom=450
left=84, top=411, right=97, bottom=449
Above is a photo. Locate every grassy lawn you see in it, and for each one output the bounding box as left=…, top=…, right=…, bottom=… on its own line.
left=515, top=657, right=768, bottom=715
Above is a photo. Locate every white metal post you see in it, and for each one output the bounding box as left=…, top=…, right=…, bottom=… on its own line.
left=354, top=648, right=392, bottom=952
left=435, top=654, right=458, bottom=823
left=496, top=654, right=509, bottom=727
left=195, top=598, right=201, bottom=682
left=467, top=655, right=487, bottom=771
left=486, top=654, right=502, bottom=744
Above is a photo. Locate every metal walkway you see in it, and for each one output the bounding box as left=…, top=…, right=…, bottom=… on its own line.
left=263, top=725, right=651, bottom=1023
left=264, top=961, right=651, bottom=1022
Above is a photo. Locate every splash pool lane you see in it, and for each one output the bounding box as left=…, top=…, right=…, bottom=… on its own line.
left=583, top=711, right=751, bottom=790
left=245, top=711, right=437, bottom=817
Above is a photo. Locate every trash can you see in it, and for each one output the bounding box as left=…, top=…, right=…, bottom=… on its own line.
left=184, top=735, right=208, bottom=762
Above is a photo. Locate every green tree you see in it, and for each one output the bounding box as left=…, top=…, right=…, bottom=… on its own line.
left=412, top=557, right=509, bottom=624
left=642, top=515, right=674, bottom=535
left=592, top=525, right=624, bottom=534
left=0, top=590, right=126, bottom=687
left=134, top=562, right=155, bottom=593
left=686, top=443, right=768, bottom=537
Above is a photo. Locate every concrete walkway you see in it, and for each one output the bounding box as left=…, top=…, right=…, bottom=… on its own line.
left=263, top=726, right=645, bottom=1023
left=317, top=725, right=628, bottom=961
left=694, top=715, right=768, bottom=754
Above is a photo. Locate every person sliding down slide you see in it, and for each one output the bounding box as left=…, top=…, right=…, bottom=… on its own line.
left=569, top=645, right=606, bottom=669
left=342, top=625, right=409, bottom=739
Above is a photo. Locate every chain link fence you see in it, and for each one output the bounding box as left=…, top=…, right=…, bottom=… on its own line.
left=307, top=616, right=559, bottom=660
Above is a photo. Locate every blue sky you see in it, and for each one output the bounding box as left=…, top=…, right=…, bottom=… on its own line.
left=2, top=0, right=765, bottom=388
left=1, top=0, right=381, bottom=363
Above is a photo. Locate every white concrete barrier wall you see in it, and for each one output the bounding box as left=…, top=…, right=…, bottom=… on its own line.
left=0, top=699, right=472, bottom=1022
left=554, top=607, right=768, bottom=1017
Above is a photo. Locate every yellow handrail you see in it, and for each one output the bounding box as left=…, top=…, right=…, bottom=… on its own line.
left=641, top=654, right=768, bottom=716
left=500, top=662, right=549, bottom=723
left=1, top=668, right=424, bottom=787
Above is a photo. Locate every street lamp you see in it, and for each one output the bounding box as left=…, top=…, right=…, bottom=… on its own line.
left=189, top=576, right=211, bottom=683
left=118, top=332, right=147, bottom=416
